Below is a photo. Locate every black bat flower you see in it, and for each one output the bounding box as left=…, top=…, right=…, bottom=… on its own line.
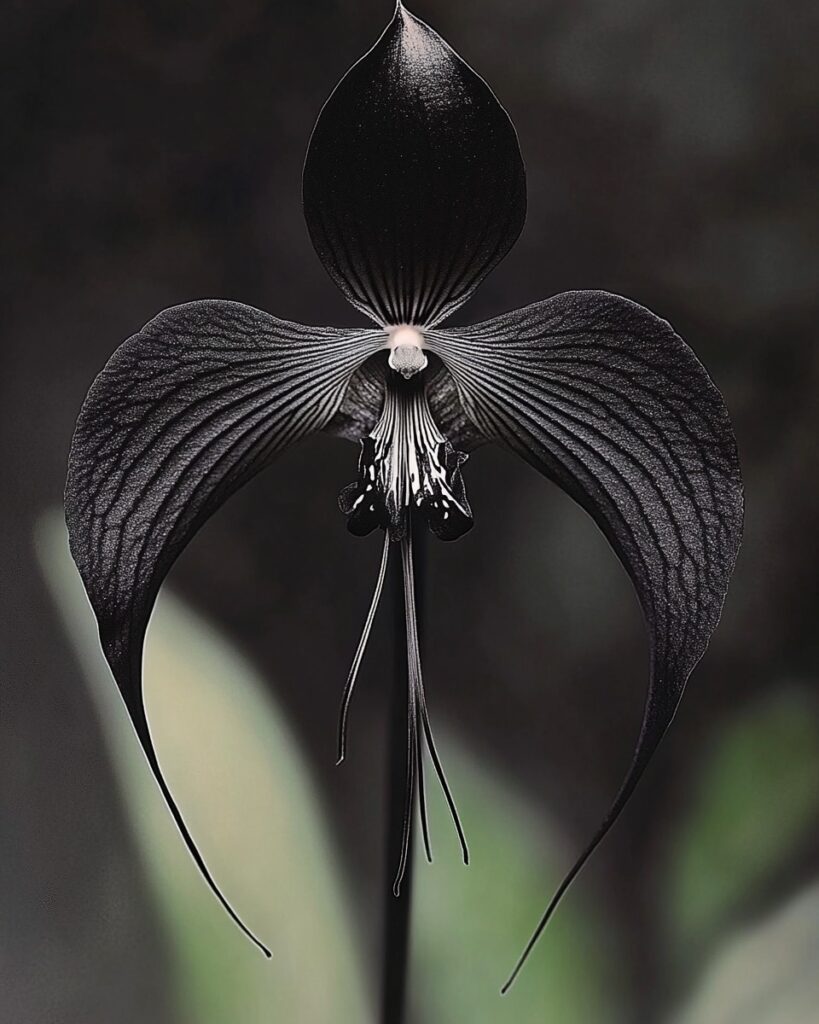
left=65, top=1, right=743, bottom=991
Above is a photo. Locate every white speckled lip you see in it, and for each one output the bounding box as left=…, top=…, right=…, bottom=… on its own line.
left=386, top=325, right=428, bottom=377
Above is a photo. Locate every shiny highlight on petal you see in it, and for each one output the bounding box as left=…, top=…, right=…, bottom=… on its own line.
left=303, top=4, right=525, bottom=327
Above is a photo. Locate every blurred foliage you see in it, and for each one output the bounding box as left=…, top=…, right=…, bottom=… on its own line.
left=665, top=688, right=819, bottom=960
left=411, top=747, right=621, bottom=1023
left=672, top=882, right=819, bottom=1024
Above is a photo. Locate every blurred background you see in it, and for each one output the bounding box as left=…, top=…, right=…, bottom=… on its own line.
left=2, top=1, right=818, bottom=1021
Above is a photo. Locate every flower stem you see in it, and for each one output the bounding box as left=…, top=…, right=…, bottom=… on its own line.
left=380, top=521, right=425, bottom=1024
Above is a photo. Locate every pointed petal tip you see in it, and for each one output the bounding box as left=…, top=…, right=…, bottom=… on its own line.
left=393, top=1, right=416, bottom=24
left=107, top=650, right=275, bottom=960
left=66, top=301, right=384, bottom=963
left=429, top=289, right=743, bottom=988
left=303, top=5, right=525, bottom=327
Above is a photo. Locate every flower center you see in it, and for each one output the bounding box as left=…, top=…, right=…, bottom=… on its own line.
left=339, top=372, right=473, bottom=541
left=386, top=325, right=428, bottom=378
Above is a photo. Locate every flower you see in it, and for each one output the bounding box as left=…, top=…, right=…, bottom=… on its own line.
left=65, top=1, right=743, bottom=990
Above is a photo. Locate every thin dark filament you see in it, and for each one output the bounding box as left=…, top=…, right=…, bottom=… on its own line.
left=403, top=535, right=468, bottom=863
left=337, top=531, right=391, bottom=764
left=408, top=619, right=469, bottom=863
left=415, top=709, right=433, bottom=863
left=392, top=529, right=419, bottom=896
left=392, top=690, right=417, bottom=897
left=399, top=528, right=469, bottom=878
left=417, top=693, right=469, bottom=866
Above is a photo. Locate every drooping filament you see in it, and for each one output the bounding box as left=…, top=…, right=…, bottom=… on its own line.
left=336, top=531, right=391, bottom=765
left=394, top=522, right=469, bottom=895
left=335, top=522, right=469, bottom=893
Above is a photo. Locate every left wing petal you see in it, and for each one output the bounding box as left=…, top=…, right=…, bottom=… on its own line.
left=66, top=299, right=381, bottom=953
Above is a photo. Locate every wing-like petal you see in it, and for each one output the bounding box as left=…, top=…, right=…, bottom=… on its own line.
left=65, top=300, right=382, bottom=953
left=302, top=2, right=526, bottom=329
left=427, top=291, right=743, bottom=984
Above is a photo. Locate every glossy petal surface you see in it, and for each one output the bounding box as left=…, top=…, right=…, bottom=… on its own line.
left=428, top=290, right=743, bottom=979
left=303, top=3, right=526, bottom=328
left=65, top=299, right=381, bottom=948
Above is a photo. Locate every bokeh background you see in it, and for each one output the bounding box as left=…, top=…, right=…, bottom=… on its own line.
left=2, top=1, right=818, bottom=1022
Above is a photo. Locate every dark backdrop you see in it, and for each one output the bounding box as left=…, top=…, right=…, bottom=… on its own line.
left=2, top=1, right=817, bottom=1022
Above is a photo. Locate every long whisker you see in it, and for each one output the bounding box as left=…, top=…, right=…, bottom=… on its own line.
left=418, top=693, right=469, bottom=866
left=400, top=526, right=468, bottom=869
left=392, top=694, right=417, bottom=896
left=337, top=531, right=391, bottom=765
left=415, top=693, right=433, bottom=863
left=393, top=524, right=422, bottom=894
left=401, top=527, right=433, bottom=863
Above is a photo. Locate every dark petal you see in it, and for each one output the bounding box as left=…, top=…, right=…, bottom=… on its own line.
left=302, top=2, right=526, bottom=329
left=65, top=300, right=381, bottom=952
left=325, top=354, right=388, bottom=444
left=419, top=443, right=473, bottom=541
left=428, top=290, right=743, bottom=980
left=425, top=357, right=488, bottom=454
left=338, top=437, right=392, bottom=536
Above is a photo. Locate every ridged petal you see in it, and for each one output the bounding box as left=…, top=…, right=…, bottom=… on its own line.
left=428, top=290, right=743, bottom=983
left=65, top=299, right=381, bottom=951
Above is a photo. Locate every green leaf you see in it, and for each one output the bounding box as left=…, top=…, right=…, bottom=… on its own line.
left=665, top=689, right=819, bottom=955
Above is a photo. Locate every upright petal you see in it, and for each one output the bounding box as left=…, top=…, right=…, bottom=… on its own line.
left=303, top=2, right=526, bottom=329
left=65, top=300, right=382, bottom=952
left=427, top=291, right=743, bottom=984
